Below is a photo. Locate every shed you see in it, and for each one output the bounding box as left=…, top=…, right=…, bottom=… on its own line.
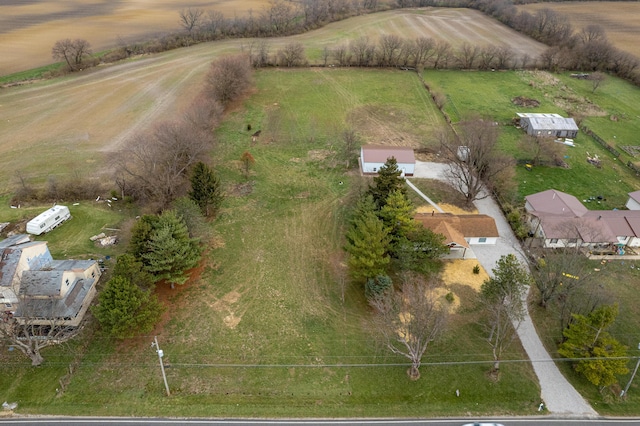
left=626, top=190, right=640, bottom=210
left=26, top=205, right=71, bottom=235
left=516, top=113, right=579, bottom=138
left=360, top=145, right=415, bottom=176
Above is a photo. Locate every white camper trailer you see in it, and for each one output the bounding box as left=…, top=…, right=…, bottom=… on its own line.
left=26, top=205, right=71, bottom=235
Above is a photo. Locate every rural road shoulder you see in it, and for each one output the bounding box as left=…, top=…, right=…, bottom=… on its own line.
left=412, top=160, right=598, bottom=417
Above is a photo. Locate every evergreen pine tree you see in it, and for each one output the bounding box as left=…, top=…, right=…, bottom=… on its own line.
left=92, top=276, right=164, bottom=339
left=379, top=190, right=416, bottom=253
left=345, top=210, right=391, bottom=282
left=142, top=210, right=202, bottom=287
left=188, top=161, right=224, bottom=217
left=368, top=157, right=406, bottom=208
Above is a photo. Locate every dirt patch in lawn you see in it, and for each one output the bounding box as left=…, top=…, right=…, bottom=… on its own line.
left=440, top=259, right=489, bottom=292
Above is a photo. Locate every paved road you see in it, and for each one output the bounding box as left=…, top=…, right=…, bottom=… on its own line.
left=412, top=161, right=598, bottom=418
left=0, top=419, right=636, bottom=425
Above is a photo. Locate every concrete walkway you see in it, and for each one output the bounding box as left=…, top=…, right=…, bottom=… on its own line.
left=412, top=160, right=598, bottom=417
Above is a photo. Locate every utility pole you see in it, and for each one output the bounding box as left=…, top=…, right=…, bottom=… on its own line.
left=621, top=342, right=640, bottom=398
left=152, top=336, right=171, bottom=396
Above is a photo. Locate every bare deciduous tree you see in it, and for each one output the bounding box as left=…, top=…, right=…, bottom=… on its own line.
left=369, top=275, right=447, bottom=380
left=51, top=38, right=92, bottom=71
left=495, top=46, right=514, bottom=70
left=262, top=0, right=296, bottom=35
left=519, top=135, right=565, bottom=166
left=412, top=37, right=435, bottom=69
left=115, top=120, right=211, bottom=208
left=333, top=44, right=351, bottom=67
left=278, top=42, right=306, bottom=67
left=1, top=296, right=79, bottom=366
left=179, top=8, right=204, bottom=35
left=439, top=119, right=515, bottom=206
left=432, top=40, right=452, bottom=69
left=203, top=10, right=226, bottom=38
left=589, top=71, right=607, bottom=93
left=206, top=54, right=253, bottom=105
left=350, top=37, right=375, bottom=67
left=341, top=128, right=360, bottom=168
left=377, top=34, right=403, bottom=67
left=456, top=42, right=480, bottom=69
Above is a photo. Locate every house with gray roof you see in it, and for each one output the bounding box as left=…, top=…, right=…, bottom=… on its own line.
left=517, top=113, right=579, bottom=138
left=525, top=189, right=640, bottom=249
left=0, top=235, right=101, bottom=327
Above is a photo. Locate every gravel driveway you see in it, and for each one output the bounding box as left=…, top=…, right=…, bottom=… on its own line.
left=412, top=160, right=598, bottom=417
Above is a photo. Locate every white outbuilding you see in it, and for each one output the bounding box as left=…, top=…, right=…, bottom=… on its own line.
left=360, top=145, right=415, bottom=176
left=516, top=113, right=579, bottom=138
left=26, top=205, right=71, bottom=235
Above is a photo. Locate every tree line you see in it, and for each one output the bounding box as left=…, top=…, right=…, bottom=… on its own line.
left=47, top=0, right=640, bottom=88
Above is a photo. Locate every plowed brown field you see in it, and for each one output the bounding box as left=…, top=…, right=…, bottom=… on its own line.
left=519, top=2, right=640, bottom=59
left=0, top=0, right=267, bottom=76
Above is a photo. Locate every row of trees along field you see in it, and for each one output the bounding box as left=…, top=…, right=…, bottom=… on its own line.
left=45, top=0, right=640, bottom=89
left=92, top=55, right=256, bottom=341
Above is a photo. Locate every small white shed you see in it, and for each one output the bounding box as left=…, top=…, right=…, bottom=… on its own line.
left=626, top=190, right=640, bottom=210
left=360, top=145, right=415, bottom=176
left=26, top=205, right=71, bottom=235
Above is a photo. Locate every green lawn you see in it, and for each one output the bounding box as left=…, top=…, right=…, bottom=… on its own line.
left=0, top=69, right=541, bottom=417
left=424, top=70, right=640, bottom=208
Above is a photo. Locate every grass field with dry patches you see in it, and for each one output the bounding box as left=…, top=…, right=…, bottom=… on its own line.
left=519, top=2, right=640, bottom=59
left=0, top=8, right=547, bottom=193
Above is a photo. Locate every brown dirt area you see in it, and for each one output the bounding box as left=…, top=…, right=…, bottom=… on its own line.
left=440, top=259, right=488, bottom=292
left=519, top=2, right=640, bottom=59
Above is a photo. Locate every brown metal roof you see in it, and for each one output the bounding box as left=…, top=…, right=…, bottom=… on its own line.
left=414, top=212, right=499, bottom=240
left=361, top=145, right=415, bottom=164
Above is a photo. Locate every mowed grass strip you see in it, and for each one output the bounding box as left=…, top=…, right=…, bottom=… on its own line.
left=3, top=69, right=540, bottom=417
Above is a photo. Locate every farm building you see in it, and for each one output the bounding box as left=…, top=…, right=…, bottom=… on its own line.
left=516, top=113, right=579, bottom=138
left=360, top=145, right=415, bottom=176
left=525, top=189, right=640, bottom=249
left=0, top=235, right=101, bottom=327
left=26, top=205, right=71, bottom=235
left=626, top=190, right=640, bottom=210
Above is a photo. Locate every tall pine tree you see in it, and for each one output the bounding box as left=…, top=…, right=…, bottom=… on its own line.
left=345, top=210, right=391, bottom=282
left=141, top=210, right=202, bottom=287
left=92, top=276, right=164, bottom=339
left=189, top=161, right=224, bottom=217
left=368, top=157, right=406, bottom=208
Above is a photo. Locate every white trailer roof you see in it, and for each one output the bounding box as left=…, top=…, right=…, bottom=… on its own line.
left=27, top=205, right=69, bottom=228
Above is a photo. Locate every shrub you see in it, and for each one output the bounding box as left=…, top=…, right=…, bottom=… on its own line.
left=473, top=264, right=480, bottom=274
left=365, top=274, right=393, bottom=300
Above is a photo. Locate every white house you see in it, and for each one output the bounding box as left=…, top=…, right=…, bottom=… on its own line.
left=360, top=145, right=415, bottom=176
left=414, top=213, right=499, bottom=258
left=516, top=113, right=579, bottom=138
left=626, top=190, right=640, bottom=210
left=26, top=205, right=71, bottom=235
